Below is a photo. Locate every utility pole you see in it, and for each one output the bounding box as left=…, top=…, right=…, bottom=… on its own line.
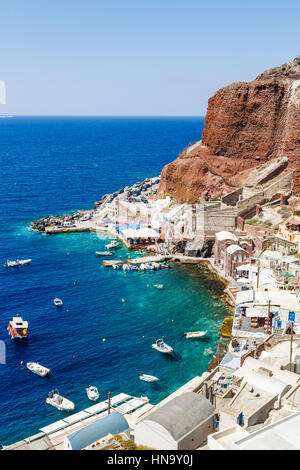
left=108, top=392, right=111, bottom=414
left=256, top=259, right=260, bottom=289
left=290, top=324, right=294, bottom=372
left=289, top=313, right=295, bottom=371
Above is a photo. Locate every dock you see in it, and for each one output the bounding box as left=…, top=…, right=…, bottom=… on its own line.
left=2, top=393, right=154, bottom=451
left=45, top=226, right=95, bottom=234
left=102, top=254, right=167, bottom=267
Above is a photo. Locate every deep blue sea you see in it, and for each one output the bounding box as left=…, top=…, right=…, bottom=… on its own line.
left=0, top=117, right=228, bottom=446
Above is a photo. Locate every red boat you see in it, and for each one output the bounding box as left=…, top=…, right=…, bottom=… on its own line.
left=8, top=317, right=28, bottom=340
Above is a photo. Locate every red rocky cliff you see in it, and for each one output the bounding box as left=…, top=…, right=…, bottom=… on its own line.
left=159, top=57, right=300, bottom=203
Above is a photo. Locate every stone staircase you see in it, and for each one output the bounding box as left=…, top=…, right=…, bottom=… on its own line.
left=273, top=327, right=284, bottom=338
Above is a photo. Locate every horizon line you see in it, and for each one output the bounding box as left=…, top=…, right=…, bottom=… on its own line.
left=1, top=114, right=205, bottom=118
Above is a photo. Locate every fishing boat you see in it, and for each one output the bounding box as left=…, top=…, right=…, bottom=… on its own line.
left=86, top=385, right=100, bottom=401
left=27, top=362, right=50, bottom=377
left=46, top=390, right=75, bottom=411
left=152, top=338, right=173, bottom=355
left=184, top=331, right=208, bottom=339
left=96, top=251, right=113, bottom=256
left=154, top=284, right=164, bottom=289
left=53, top=298, right=63, bottom=307
left=139, top=374, right=159, bottom=382
left=4, top=259, right=32, bottom=268
left=8, top=317, right=28, bottom=340
left=105, top=240, right=120, bottom=250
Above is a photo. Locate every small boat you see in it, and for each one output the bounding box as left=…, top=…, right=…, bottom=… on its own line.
left=4, top=259, right=32, bottom=268
left=105, top=240, right=120, bottom=250
left=122, top=264, right=130, bottom=271
left=8, top=317, right=28, bottom=340
left=147, top=263, right=155, bottom=270
left=46, top=390, right=75, bottom=411
left=53, top=298, right=63, bottom=307
left=140, top=263, right=147, bottom=271
left=161, top=262, right=170, bottom=269
left=86, top=385, right=100, bottom=401
left=17, top=259, right=32, bottom=266
left=139, top=374, right=159, bottom=382
left=96, top=251, right=113, bottom=256
left=152, top=338, right=173, bottom=355
left=27, top=362, right=50, bottom=377
left=154, top=284, right=164, bottom=289
left=184, top=331, right=208, bottom=339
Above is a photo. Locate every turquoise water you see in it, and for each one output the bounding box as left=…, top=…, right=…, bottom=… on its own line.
left=0, top=117, right=228, bottom=446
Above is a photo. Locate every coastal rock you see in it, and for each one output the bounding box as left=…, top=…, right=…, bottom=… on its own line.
left=159, top=57, right=300, bottom=202
left=94, top=194, right=111, bottom=208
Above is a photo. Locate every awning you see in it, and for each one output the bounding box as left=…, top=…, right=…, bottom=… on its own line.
left=236, top=264, right=251, bottom=271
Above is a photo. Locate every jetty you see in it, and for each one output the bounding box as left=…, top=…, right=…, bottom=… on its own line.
left=2, top=393, right=153, bottom=451
left=102, top=254, right=166, bottom=267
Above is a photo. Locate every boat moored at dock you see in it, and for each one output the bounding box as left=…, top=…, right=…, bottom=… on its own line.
left=8, top=317, right=28, bottom=340
left=105, top=240, right=120, bottom=250
left=46, top=390, right=75, bottom=411
left=27, top=362, right=50, bottom=377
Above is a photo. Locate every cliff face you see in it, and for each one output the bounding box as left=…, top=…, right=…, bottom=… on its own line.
left=159, top=57, right=300, bottom=202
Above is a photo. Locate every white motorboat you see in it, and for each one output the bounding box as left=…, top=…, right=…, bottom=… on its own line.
left=152, top=263, right=161, bottom=269
left=152, top=338, right=173, bottom=355
left=184, top=331, right=208, bottom=339
left=154, top=284, right=164, bottom=289
left=46, top=390, right=75, bottom=411
left=86, top=385, right=100, bottom=401
left=4, top=259, right=32, bottom=268
left=140, top=263, right=147, bottom=271
left=27, top=362, right=50, bottom=377
left=95, top=251, right=113, bottom=256
left=53, top=298, right=63, bottom=307
left=105, top=240, right=120, bottom=250
left=139, top=374, right=159, bottom=382
left=122, top=264, right=130, bottom=271
left=147, top=263, right=155, bottom=270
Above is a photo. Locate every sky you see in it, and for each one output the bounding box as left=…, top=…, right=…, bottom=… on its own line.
left=1, top=0, right=300, bottom=116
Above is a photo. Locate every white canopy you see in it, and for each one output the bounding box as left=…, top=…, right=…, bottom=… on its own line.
left=121, top=228, right=160, bottom=240
left=236, top=264, right=251, bottom=271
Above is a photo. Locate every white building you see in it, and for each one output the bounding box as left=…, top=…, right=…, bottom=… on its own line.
left=134, top=392, right=216, bottom=450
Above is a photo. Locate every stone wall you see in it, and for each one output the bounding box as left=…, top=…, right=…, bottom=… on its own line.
left=237, top=172, right=294, bottom=217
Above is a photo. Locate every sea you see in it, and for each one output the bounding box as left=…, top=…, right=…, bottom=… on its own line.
left=0, top=116, right=229, bottom=446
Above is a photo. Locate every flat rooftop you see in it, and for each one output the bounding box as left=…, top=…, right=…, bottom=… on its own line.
left=233, top=412, right=300, bottom=450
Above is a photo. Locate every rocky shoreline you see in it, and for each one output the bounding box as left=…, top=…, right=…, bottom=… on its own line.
left=31, top=175, right=160, bottom=233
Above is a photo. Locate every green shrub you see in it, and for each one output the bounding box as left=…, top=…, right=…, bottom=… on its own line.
left=113, top=435, right=155, bottom=450
left=245, top=218, right=258, bottom=225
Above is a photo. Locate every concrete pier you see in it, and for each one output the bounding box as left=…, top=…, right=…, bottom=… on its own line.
left=102, top=254, right=167, bottom=267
